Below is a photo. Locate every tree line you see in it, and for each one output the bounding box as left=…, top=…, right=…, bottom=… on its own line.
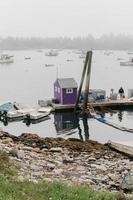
left=0, top=34, right=133, bottom=50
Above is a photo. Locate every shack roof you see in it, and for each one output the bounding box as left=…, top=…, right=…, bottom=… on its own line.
left=56, top=78, right=78, bottom=89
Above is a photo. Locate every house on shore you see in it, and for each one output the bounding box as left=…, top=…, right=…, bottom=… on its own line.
left=54, top=78, right=78, bottom=104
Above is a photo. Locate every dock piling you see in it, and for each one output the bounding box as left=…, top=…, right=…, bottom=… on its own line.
left=74, top=51, right=93, bottom=113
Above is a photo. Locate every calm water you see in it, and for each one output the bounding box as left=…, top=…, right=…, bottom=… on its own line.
left=0, top=49, right=133, bottom=143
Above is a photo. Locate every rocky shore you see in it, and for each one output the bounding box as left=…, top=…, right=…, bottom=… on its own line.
left=0, top=130, right=132, bottom=196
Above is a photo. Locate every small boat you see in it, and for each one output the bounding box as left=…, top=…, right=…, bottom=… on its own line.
left=26, top=111, right=50, bottom=120
left=45, top=50, right=58, bottom=56
left=14, top=101, right=51, bottom=121
left=117, top=57, right=123, bottom=60
left=7, top=110, right=25, bottom=121
left=104, top=51, right=113, bottom=56
left=25, top=57, right=31, bottom=59
left=37, top=49, right=43, bottom=52
left=0, top=54, right=14, bottom=64
left=120, top=58, right=133, bottom=66
left=127, top=51, right=133, bottom=55
left=66, top=59, right=73, bottom=62
left=0, top=101, right=12, bottom=111
left=45, top=64, right=54, bottom=67
left=79, top=55, right=86, bottom=59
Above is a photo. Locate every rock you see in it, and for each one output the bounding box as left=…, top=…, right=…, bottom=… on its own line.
left=10, top=148, right=18, bottom=157
left=47, top=164, right=55, bottom=170
left=62, top=156, right=73, bottom=164
left=30, top=164, right=43, bottom=172
left=32, top=147, right=41, bottom=153
left=9, top=148, right=25, bottom=159
left=17, top=175, right=25, bottom=182
left=22, top=146, right=33, bottom=151
left=88, top=157, right=96, bottom=162
left=41, top=148, right=48, bottom=152
left=49, top=147, right=63, bottom=153
left=53, top=169, right=63, bottom=175
left=121, top=173, right=133, bottom=191
left=96, top=165, right=107, bottom=172
left=108, top=174, right=120, bottom=182
left=2, top=138, right=13, bottom=144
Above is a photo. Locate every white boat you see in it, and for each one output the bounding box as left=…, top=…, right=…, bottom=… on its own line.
left=66, top=59, right=73, bottom=62
left=28, top=111, right=50, bottom=120
left=45, top=50, right=58, bottom=56
left=0, top=54, right=14, bottom=64
left=7, top=110, right=25, bottom=120
left=127, top=51, right=133, bottom=55
left=79, top=54, right=86, bottom=59
left=14, top=102, right=51, bottom=121
left=45, top=64, right=54, bottom=67
left=120, top=58, right=133, bottom=66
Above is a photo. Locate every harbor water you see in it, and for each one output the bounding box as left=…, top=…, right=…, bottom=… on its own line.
left=0, top=49, right=133, bottom=143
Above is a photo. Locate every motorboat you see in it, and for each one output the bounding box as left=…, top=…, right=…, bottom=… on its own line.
left=120, top=58, right=133, bottom=66
left=0, top=54, right=14, bottom=64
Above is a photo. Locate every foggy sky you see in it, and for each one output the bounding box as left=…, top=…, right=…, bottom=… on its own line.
left=1, top=0, right=133, bottom=38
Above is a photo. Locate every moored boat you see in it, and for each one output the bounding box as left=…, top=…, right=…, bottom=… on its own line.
left=120, top=58, right=133, bottom=66
left=0, top=54, right=14, bottom=64
left=7, top=110, right=25, bottom=121
left=0, top=101, right=13, bottom=111
left=27, top=111, right=50, bottom=120
left=45, top=50, right=59, bottom=56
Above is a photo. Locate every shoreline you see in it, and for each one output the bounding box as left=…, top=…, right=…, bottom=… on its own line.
left=0, top=130, right=132, bottom=194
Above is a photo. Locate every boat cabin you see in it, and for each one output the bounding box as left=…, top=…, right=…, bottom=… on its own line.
left=54, top=78, right=78, bottom=104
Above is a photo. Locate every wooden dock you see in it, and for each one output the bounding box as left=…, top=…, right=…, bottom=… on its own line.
left=89, top=99, right=133, bottom=110
left=51, top=103, right=76, bottom=111
left=51, top=99, right=133, bottom=111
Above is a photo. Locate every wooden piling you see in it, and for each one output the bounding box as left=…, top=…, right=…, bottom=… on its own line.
left=74, top=52, right=89, bottom=112
left=82, top=51, right=92, bottom=113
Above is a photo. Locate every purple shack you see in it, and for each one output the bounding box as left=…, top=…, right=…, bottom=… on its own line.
left=54, top=78, right=78, bottom=104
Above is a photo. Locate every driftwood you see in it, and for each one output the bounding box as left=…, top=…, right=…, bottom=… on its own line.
left=108, top=140, right=133, bottom=157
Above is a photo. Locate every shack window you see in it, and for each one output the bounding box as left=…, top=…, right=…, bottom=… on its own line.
left=66, top=88, right=73, bottom=94
left=55, top=86, right=57, bottom=92
left=58, top=88, right=60, bottom=93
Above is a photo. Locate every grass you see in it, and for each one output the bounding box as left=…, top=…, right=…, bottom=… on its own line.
left=0, top=150, right=128, bottom=200
left=0, top=178, right=119, bottom=200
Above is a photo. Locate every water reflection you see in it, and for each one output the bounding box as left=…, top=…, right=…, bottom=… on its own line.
left=118, top=111, right=123, bottom=122
left=54, top=112, right=89, bottom=141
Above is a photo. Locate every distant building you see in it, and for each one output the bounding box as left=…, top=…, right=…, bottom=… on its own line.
left=54, top=78, right=78, bottom=104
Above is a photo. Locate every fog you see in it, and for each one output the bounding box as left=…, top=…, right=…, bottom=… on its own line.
left=1, top=0, right=133, bottom=38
